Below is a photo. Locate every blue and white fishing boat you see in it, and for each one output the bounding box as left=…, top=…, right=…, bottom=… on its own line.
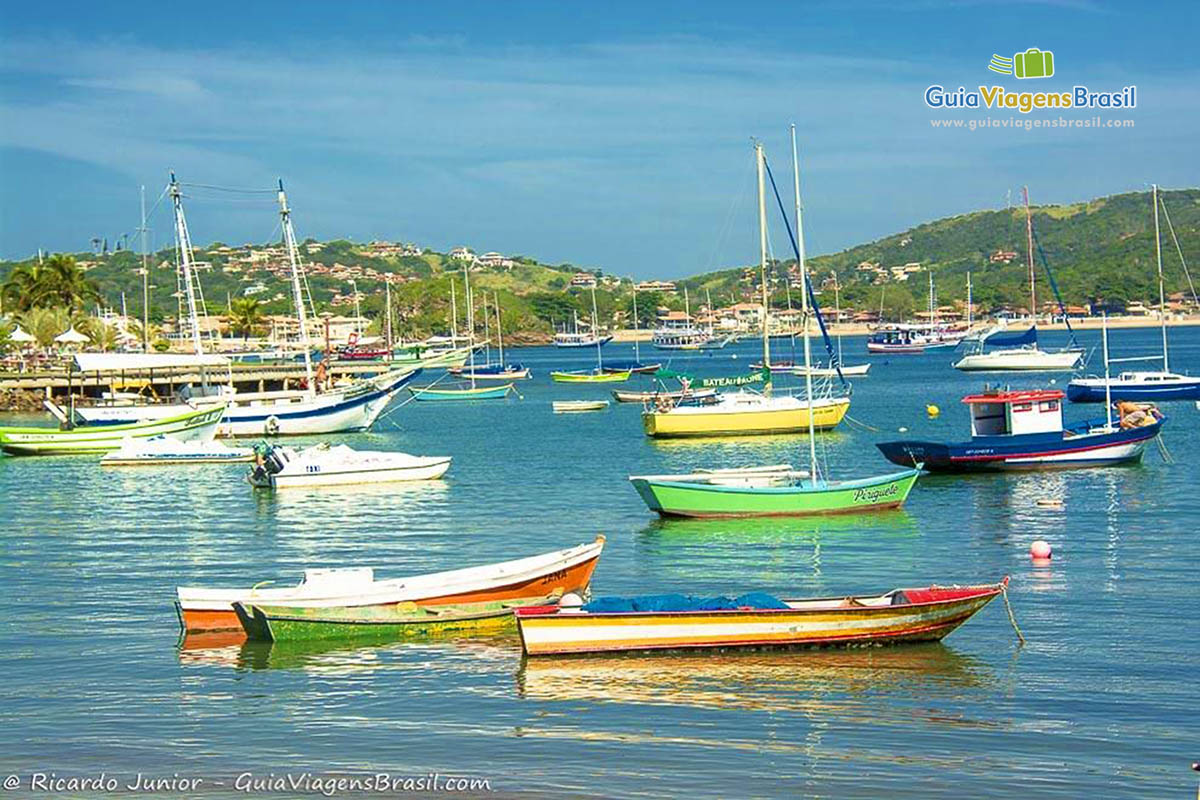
left=876, top=387, right=1164, bottom=472
left=1068, top=185, right=1200, bottom=402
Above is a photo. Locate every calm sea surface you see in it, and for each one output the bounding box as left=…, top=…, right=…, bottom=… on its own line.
left=2, top=327, right=1197, bottom=798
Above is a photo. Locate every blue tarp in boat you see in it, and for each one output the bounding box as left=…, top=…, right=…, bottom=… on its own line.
left=984, top=326, right=1038, bottom=347
left=582, top=592, right=790, bottom=613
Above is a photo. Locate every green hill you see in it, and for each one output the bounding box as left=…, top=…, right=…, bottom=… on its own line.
left=3, top=188, right=1197, bottom=335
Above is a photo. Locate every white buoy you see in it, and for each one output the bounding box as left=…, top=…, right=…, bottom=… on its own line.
left=898, top=426, right=908, bottom=433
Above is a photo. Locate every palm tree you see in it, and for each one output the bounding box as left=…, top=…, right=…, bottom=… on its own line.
left=1, top=255, right=100, bottom=312
left=228, top=297, right=264, bottom=341
left=78, top=318, right=120, bottom=352
left=17, top=307, right=74, bottom=348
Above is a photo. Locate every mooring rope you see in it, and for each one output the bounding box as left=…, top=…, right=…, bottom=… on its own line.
left=844, top=413, right=882, bottom=433
left=1002, top=584, right=1026, bottom=646
left=1156, top=436, right=1174, bottom=464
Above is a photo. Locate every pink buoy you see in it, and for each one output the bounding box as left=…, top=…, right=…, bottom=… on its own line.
left=1030, top=540, right=1052, bottom=560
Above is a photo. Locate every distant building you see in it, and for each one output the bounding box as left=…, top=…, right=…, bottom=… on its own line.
left=449, top=247, right=474, bottom=261
left=570, top=272, right=598, bottom=289
left=990, top=249, right=1018, bottom=264
left=635, top=280, right=677, bottom=292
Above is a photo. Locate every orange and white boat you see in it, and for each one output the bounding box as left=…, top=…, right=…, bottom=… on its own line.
left=177, top=536, right=605, bottom=634
left=516, top=578, right=1006, bottom=656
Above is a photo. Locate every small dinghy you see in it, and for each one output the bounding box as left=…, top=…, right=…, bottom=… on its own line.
left=247, top=442, right=451, bottom=488
left=101, top=436, right=254, bottom=466
left=553, top=400, right=609, bottom=413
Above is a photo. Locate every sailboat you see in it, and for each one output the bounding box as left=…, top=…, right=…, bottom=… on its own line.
left=640, top=138, right=851, bottom=439
left=450, top=292, right=530, bottom=380
left=1067, top=185, right=1200, bottom=402
left=551, top=284, right=632, bottom=382
left=629, top=132, right=918, bottom=516
left=553, top=309, right=613, bottom=348
left=63, top=177, right=419, bottom=435
left=953, top=187, right=1084, bottom=372
left=601, top=283, right=662, bottom=374
left=411, top=266, right=515, bottom=400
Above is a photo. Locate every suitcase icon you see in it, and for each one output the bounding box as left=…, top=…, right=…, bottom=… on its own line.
left=1014, top=48, right=1054, bottom=79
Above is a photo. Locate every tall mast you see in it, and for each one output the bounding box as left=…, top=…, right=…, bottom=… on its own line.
left=706, top=288, right=714, bottom=335
left=833, top=270, right=843, bottom=363
left=928, top=271, right=935, bottom=337
left=1153, top=184, right=1168, bottom=372
left=450, top=277, right=458, bottom=343
left=494, top=292, right=504, bottom=366
left=632, top=282, right=640, bottom=362
left=966, top=271, right=973, bottom=328
left=385, top=277, right=393, bottom=360
left=791, top=124, right=817, bottom=480
left=169, top=173, right=204, bottom=356
left=463, top=264, right=475, bottom=388
left=755, top=141, right=771, bottom=393
left=1023, top=186, right=1036, bottom=327
left=277, top=180, right=314, bottom=387
left=139, top=185, right=150, bottom=353
left=1102, top=313, right=1113, bottom=430
left=591, top=284, right=603, bottom=371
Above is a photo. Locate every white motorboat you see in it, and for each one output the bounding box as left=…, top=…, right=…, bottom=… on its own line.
left=248, top=443, right=451, bottom=488
left=552, top=400, right=609, bottom=413
left=101, top=436, right=254, bottom=466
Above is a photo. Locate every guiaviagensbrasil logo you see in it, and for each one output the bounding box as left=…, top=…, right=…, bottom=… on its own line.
left=925, top=47, right=1135, bottom=114
left=989, top=48, right=1054, bottom=79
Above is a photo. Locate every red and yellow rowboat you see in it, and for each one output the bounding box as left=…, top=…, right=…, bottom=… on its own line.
left=176, top=536, right=605, bottom=635
left=516, top=578, right=1006, bottom=656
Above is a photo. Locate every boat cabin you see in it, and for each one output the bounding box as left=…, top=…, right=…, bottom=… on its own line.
left=962, top=388, right=1063, bottom=438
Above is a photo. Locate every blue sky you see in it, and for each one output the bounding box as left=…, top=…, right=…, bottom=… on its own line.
left=1, top=0, right=1197, bottom=277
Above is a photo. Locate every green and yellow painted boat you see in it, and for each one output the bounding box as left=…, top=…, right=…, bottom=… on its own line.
left=0, top=404, right=226, bottom=456
left=234, top=597, right=557, bottom=642
left=550, top=369, right=632, bottom=383
left=628, top=465, right=921, bottom=518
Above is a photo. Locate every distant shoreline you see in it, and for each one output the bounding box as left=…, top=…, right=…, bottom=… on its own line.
left=609, top=315, right=1200, bottom=341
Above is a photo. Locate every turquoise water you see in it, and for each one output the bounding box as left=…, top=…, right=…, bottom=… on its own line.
left=2, top=327, right=1197, bottom=798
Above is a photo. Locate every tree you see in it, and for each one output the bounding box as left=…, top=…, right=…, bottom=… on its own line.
left=228, top=297, right=265, bottom=340
left=1, top=255, right=100, bottom=312
left=79, top=318, right=119, bottom=351
left=17, top=307, right=76, bottom=347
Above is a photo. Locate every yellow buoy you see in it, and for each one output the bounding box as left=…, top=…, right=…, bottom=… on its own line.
left=926, top=404, right=940, bottom=418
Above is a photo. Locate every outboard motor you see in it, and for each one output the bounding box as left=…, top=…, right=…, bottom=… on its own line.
left=248, top=442, right=289, bottom=487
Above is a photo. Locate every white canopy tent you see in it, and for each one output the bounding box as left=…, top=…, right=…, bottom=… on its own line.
left=9, top=326, right=36, bottom=344
left=54, top=327, right=91, bottom=345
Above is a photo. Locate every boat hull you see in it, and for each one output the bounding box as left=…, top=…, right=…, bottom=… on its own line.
left=236, top=600, right=524, bottom=642
left=876, top=418, right=1163, bottom=471
left=612, top=388, right=718, bottom=404
left=1066, top=378, right=1200, bottom=402
left=953, top=348, right=1083, bottom=371
left=642, top=397, right=850, bottom=438
left=177, top=537, right=604, bottom=633
left=517, top=583, right=1004, bottom=656
left=409, top=383, right=513, bottom=401
left=261, top=456, right=452, bottom=488
left=550, top=370, right=632, bottom=383
left=629, top=468, right=920, bottom=518
left=0, top=404, right=225, bottom=456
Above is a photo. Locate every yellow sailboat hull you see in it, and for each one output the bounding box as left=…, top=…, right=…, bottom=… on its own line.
left=642, top=397, right=849, bottom=438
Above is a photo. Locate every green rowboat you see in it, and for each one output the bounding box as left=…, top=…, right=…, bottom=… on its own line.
left=234, top=598, right=556, bottom=642
left=550, top=369, right=632, bottom=383
left=628, top=466, right=921, bottom=518
left=0, top=404, right=226, bottom=456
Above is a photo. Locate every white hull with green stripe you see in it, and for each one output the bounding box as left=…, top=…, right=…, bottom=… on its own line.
left=0, top=404, right=226, bottom=456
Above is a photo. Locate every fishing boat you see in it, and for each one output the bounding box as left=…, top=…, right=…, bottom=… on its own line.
left=247, top=442, right=451, bottom=488
left=552, top=400, right=609, bottom=413
left=0, top=403, right=225, bottom=456
left=954, top=187, right=1084, bottom=372
left=176, top=536, right=606, bottom=633
left=752, top=360, right=870, bottom=377
left=602, top=361, right=662, bottom=375
left=101, top=435, right=253, bottom=465
left=612, top=387, right=719, bottom=404
left=1068, top=186, right=1200, bottom=402
left=448, top=291, right=529, bottom=379
left=641, top=139, right=850, bottom=439
left=876, top=387, right=1164, bottom=472
left=515, top=578, right=1008, bottom=656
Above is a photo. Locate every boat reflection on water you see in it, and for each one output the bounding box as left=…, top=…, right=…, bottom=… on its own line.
left=647, top=430, right=850, bottom=456
left=252, top=477, right=451, bottom=519
left=635, top=508, right=918, bottom=545
left=517, top=644, right=992, bottom=718
left=178, top=631, right=519, bottom=673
